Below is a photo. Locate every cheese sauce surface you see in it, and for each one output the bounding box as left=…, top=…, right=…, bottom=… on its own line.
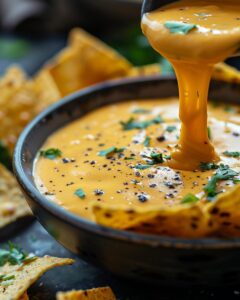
left=142, top=0, right=240, bottom=170
left=34, top=99, right=240, bottom=220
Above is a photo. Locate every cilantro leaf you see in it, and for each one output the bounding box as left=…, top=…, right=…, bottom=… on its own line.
left=124, top=157, right=134, bottom=160
left=0, top=274, right=15, bottom=281
left=223, top=151, right=240, bottom=158
left=181, top=193, right=199, bottom=204
left=143, top=136, right=151, bottom=147
left=0, top=243, right=36, bottom=267
left=0, top=141, right=12, bottom=170
left=204, top=164, right=239, bottom=200
left=120, top=116, right=163, bottom=130
left=165, top=125, right=177, bottom=133
left=149, top=152, right=164, bottom=164
left=200, top=162, right=219, bottom=171
left=143, top=152, right=166, bottom=165
left=0, top=274, right=15, bottom=286
left=40, top=148, right=62, bottom=160
left=134, top=164, right=152, bottom=170
left=164, top=154, right=171, bottom=160
left=74, top=188, right=86, bottom=199
left=164, top=21, right=197, bottom=34
left=98, top=146, right=125, bottom=157
left=131, top=179, right=140, bottom=184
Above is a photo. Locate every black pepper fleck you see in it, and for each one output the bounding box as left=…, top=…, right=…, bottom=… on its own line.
left=94, top=189, right=104, bottom=196
left=138, top=194, right=148, bottom=203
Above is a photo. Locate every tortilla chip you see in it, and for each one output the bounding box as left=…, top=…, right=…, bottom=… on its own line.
left=127, top=64, right=161, bottom=77
left=34, top=69, right=61, bottom=112
left=212, top=62, right=240, bottom=84
left=18, top=292, right=29, bottom=300
left=93, top=183, right=240, bottom=238
left=208, top=184, right=240, bottom=237
left=0, top=66, right=37, bottom=152
left=40, top=28, right=132, bottom=97
left=0, top=256, right=74, bottom=300
left=0, top=163, right=32, bottom=230
left=56, top=287, right=116, bottom=300
left=92, top=203, right=217, bottom=238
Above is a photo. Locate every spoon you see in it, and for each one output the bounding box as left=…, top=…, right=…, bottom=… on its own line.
left=141, top=0, right=240, bottom=57
left=141, top=0, right=173, bottom=16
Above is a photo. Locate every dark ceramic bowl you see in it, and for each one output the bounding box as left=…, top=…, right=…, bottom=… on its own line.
left=14, top=77, right=240, bottom=286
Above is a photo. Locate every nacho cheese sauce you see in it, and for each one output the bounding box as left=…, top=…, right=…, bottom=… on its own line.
left=34, top=99, right=240, bottom=220
left=142, top=0, right=240, bottom=170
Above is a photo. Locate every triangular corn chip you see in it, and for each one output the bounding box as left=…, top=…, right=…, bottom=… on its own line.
left=0, top=163, right=32, bottom=231
left=212, top=62, right=240, bottom=84
left=34, top=69, right=61, bottom=112
left=208, top=184, right=240, bottom=236
left=56, top=287, right=116, bottom=300
left=93, top=183, right=240, bottom=237
left=40, top=28, right=132, bottom=96
left=0, top=66, right=37, bottom=152
left=0, top=256, right=73, bottom=300
left=92, top=203, right=217, bottom=238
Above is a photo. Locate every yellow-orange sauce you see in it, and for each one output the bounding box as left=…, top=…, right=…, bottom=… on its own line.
left=34, top=99, right=240, bottom=220
left=142, top=0, right=240, bottom=170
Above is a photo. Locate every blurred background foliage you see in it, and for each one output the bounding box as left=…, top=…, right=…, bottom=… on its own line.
left=0, top=0, right=237, bottom=75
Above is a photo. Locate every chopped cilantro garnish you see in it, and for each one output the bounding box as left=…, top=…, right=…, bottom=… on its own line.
left=164, top=21, right=197, bottom=34
left=0, top=274, right=15, bottom=281
left=131, top=179, right=140, bottom=184
left=134, top=164, right=152, bottom=170
left=207, top=127, right=212, bottom=140
left=204, top=164, right=239, bottom=200
left=164, top=154, right=171, bottom=160
left=40, top=148, right=62, bottom=160
left=144, top=152, right=168, bottom=165
left=181, top=193, right=199, bottom=204
left=143, top=136, right=151, bottom=147
left=200, top=162, right=219, bottom=171
left=124, top=157, right=134, bottom=160
left=132, top=108, right=150, bottom=114
left=165, top=125, right=177, bottom=133
left=223, top=151, right=240, bottom=158
left=0, top=242, right=36, bottom=266
left=0, top=141, right=12, bottom=170
left=120, top=116, right=163, bottom=130
left=149, top=152, right=164, bottom=164
left=98, top=146, right=125, bottom=157
left=74, top=188, right=86, bottom=199
left=0, top=274, right=15, bottom=286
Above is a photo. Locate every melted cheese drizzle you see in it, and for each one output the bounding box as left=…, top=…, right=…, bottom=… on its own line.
left=142, top=0, right=240, bottom=170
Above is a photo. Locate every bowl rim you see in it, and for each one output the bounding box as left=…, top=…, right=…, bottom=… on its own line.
left=13, top=76, right=240, bottom=250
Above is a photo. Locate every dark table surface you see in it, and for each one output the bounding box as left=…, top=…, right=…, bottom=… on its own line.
left=0, top=221, right=240, bottom=300
left=2, top=220, right=240, bottom=300
left=1, top=34, right=240, bottom=299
